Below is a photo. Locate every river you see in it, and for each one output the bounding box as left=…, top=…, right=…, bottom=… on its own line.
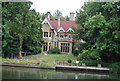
left=2, top=66, right=120, bottom=80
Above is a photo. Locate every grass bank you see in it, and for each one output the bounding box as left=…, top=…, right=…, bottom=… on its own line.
left=2, top=54, right=77, bottom=66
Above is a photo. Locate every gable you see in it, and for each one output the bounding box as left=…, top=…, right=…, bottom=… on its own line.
left=49, top=20, right=78, bottom=32
left=42, top=18, right=57, bottom=35
left=67, top=28, right=74, bottom=32
left=42, top=18, right=78, bottom=34
left=42, top=24, right=51, bottom=32
left=58, top=27, right=65, bottom=32
left=42, top=18, right=53, bottom=29
left=60, top=21, right=78, bottom=31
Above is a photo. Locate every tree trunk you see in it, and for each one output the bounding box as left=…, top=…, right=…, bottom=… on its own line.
left=19, top=37, right=23, bottom=57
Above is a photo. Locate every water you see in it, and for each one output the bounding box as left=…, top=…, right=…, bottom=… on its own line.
left=2, top=66, right=120, bottom=80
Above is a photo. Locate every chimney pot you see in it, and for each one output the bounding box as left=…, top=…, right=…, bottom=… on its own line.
left=47, top=14, right=50, bottom=20
left=70, top=12, right=75, bottom=21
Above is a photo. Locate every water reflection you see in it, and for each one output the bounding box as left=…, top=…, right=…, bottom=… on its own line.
left=2, top=66, right=120, bottom=79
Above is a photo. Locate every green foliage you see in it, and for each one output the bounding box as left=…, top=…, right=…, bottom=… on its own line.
left=2, top=54, right=77, bottom=66
left=2, top=2, right=43, bottom=57
left=41, top=11, right=66, bottom=21
left=55, top=10, right=62, bottom=17
left=67, top=59, right=72, bottom=63
left=80, top=49, right=100, bottom=61
left=22, top=10, right=43, bottom=53
left=41, top=11, right=52, bottom=20
left=73, top=50, right=79, bottom=56
left=109, top=62, right=120, bottom=74
left=79, top=49, right=101, bottom=66
left=48, top=47, right=60, bottom=54
left=2, top=25, right=19, bottom=57
left=75, top=2, right=120, bottom=63
left=65, top=15, right=70, bottom=21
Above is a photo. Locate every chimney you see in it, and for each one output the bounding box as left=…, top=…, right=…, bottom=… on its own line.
left=70, top=12, right=75, bottom=21
left=57, top=17, right=60, bottom=32
left=47, top=14, right=50, bottom=20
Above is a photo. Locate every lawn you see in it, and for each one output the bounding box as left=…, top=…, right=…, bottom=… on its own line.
left=2, top=54, right=78, bottom=66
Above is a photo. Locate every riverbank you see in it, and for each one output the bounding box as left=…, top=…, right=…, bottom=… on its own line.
left=2, top=63, right=55, bottom=70
left=1, top=54, right=111, bottom=73
left=1, top=63, right=110, bottom=73
left=2, top=54, right=77, bottom=66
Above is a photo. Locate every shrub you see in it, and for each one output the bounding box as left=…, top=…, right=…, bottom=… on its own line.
left=109, top=62, right=120, bottom=74
left=100, top=62, right=111, bottom=67
left=48, top=47, right=60, bottom=54
left=73, top=50, right=79, bottom=56
left=82, top=59, right=101, bottom=66
left=79, top=49, right=101, bottom=66
left=80, top=50, right=100, bottom=60
left=67, top=59, right=72, bottom=63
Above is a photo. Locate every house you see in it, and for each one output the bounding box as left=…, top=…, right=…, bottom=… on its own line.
left=41, top=12, right=79, bottom=54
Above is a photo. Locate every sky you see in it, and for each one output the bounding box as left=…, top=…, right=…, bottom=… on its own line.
left=29, top=0, right=85, bottom=16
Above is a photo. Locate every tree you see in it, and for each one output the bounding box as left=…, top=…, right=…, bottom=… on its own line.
left=8, top=2, right=32, bottom=57
left=2, top=24, right=19, bottom=58
left=75, top=2, right=120, bottom=62
left=2, top=2, right=43, bottom=57
left=65, top=15, right=70, bottom=21
left=41, top=11, right=52, bottom=20
left=55, top=10, right=62, bottom=17
left=22, top=10, right=43, bottom=53
left=2, top=2, right=22, bottom=57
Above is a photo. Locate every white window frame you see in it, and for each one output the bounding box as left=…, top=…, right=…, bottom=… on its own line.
left=44, top=32, right=48, bottom=37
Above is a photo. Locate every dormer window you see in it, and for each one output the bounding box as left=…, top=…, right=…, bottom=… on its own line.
left=68, top=34, right=72, bottom=38
left=58, top=27, right=65, bottom=32
left=60, top=30, right=63, bottom=32
left=44, top=32, right=48, bottom=37
left=60, top=33, right=64, bottom=38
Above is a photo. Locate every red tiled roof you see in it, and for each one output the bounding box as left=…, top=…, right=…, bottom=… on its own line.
left=47, top=19, right=78, bottom=32
left=48, top=20, right=58, bottom=32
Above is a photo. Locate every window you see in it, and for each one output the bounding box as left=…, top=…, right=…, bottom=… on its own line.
left=68, top=34, right=72, bottom=38
left=49, top=43, right=51, bottom=50
left=61, top=43, right=70, bottom=53
left=54, top=42, right=56, bottom=47
left=49, top=32, right=51, bottom=37
left=60, top=33, right=64, bottom=38
left=43, top=42, right=48, bottom=51
left=44, top=32, right=48, bottom=37
left=60, top=30, right=63, bottom=32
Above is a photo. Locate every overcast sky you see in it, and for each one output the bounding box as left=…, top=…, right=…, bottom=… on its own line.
left=29, top=0, right=85, bottom=16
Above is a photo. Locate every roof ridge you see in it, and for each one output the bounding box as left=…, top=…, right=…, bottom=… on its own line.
left=46, top=18, right=78, bottom=32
